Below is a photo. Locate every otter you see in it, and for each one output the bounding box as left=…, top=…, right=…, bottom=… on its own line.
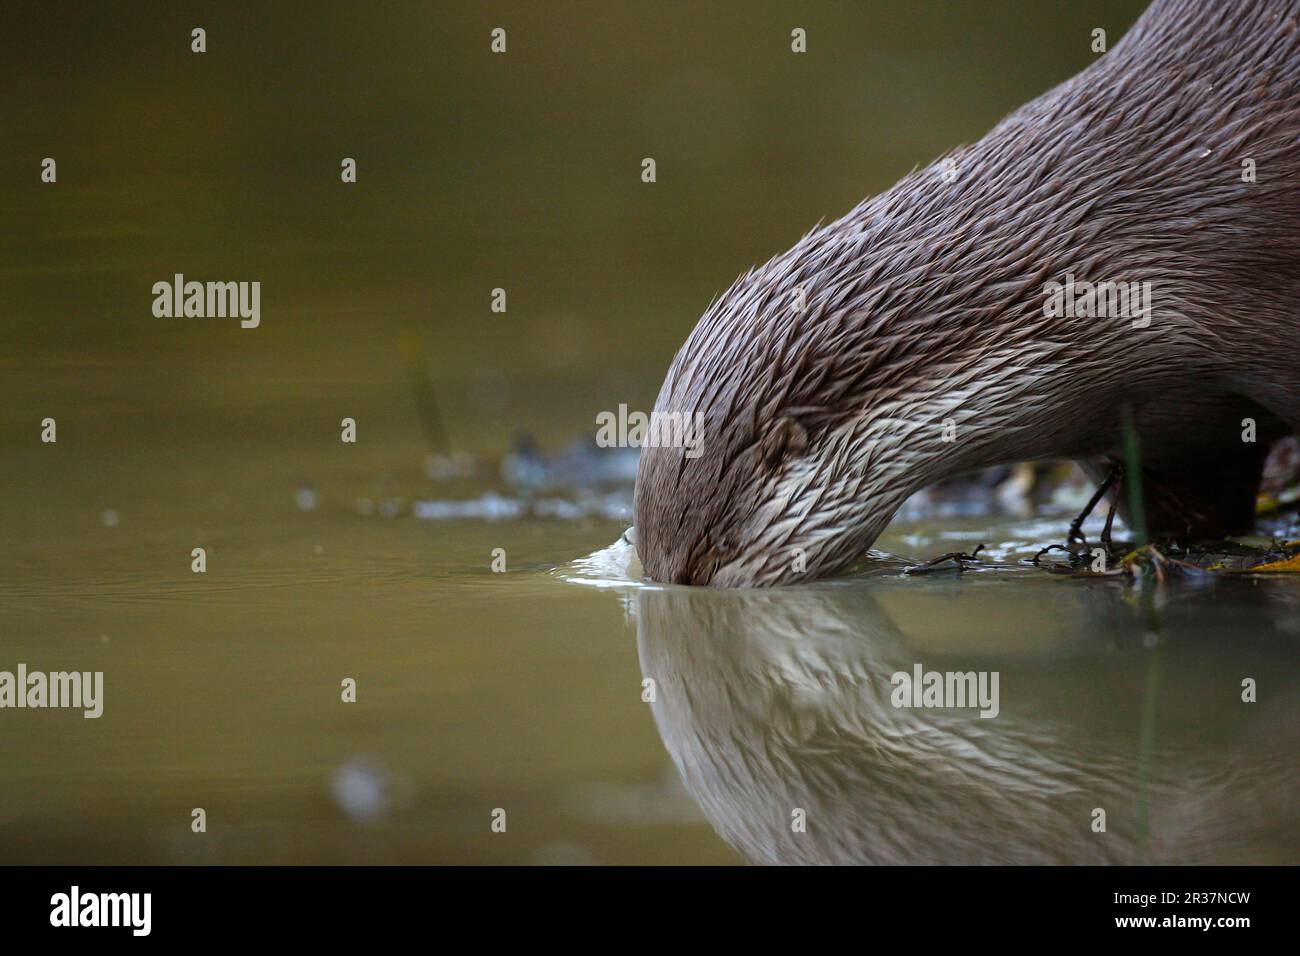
left=634, top=0, right=1300, bottom=587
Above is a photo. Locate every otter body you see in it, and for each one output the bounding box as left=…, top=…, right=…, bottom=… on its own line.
left=635, top=0, right=1300, bottom=586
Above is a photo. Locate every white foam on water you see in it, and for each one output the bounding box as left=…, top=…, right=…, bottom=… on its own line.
left=556, top=531, right=646, bottom=589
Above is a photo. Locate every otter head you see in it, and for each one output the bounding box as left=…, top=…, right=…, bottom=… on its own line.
left=631, top=176, right=1027, bottom=587
left=629, top=94, right=1146, bottom=587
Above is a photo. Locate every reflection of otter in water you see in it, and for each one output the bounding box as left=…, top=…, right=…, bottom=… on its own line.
left=635, top=584, right=1299, bottom=864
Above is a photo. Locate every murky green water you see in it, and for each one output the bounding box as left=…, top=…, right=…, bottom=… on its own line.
left=3, top=390, right=1296, bottom=864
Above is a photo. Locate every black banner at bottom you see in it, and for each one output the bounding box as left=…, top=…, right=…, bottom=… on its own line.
left=0, top=864, right=1288, bottom=942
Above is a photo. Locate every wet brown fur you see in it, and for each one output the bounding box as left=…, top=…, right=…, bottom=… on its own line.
left=635, top=0, right=1300, bottom=586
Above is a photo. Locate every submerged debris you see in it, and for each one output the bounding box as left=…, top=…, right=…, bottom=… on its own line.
left=1031, top=538, right=1300, bottom=581
left=411, top=489, right=630, bottom=522
left=1247, top=548, right=1300, bottom=573
left=501, top=434, right=639, bottom=491
left=330, top=754, right=412, bottom=826
left=904, top=543, right=987, bottom=575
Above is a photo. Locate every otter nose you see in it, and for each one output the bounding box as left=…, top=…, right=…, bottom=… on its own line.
left=634, top=522, right=710, bottom=586
left=625, top=524, right=698, bottom=583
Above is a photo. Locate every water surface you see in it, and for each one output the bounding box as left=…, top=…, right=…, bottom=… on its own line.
left=3, top=400, right=1296, bottom=863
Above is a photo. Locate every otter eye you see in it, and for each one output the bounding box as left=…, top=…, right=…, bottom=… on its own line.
left=760, top=416, right=808, bottom=466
